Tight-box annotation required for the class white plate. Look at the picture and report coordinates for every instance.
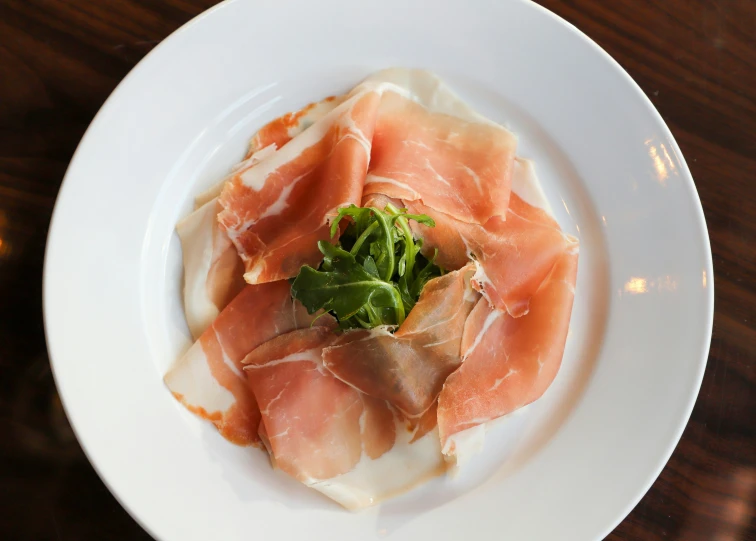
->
[43,0,714,539]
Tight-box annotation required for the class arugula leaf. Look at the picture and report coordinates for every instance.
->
[291,242,405,328]
[291,204,443,330]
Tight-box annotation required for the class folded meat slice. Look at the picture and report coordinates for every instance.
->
[358,68,516,225]
[164,281,335,445]
[219,68,517,285]
[245,96,345,159]
[218,90,380,284]
[243,327,446,509]
[363,91,516,225]
[322,264,479,422]
[437,245,578,460]
[177,198,247,339]
[180,99,337,338]
[406,159,575,317]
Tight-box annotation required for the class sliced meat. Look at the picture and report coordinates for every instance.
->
[219,68,517,284]
[245,95,345,158]
[405,159,575,317]
[322,264,479,421]
[177,197,246,339]
[179,97,333,338]
[364,90,516,225]
[243,326,446,509]
[218,90,380,284]
[244,327,373,480]
[164,281,335,445]
[437,245,578,457]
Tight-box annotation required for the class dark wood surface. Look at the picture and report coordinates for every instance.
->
[1,1,753,539]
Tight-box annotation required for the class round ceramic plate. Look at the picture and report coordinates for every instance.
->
[43,0,714,539]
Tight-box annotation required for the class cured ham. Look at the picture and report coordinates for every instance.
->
[164,281,334,445]
[218,68,517,285]
[322,264,479,422]
[243,327,445,509]
[438,245,578,459]
[177,198,247,339]
[166,67,580,509]
[244,96,345,160]
[179,100,338,338]
[363,91,516,224]
[359,153,580,462]
[403,159,574,317]
[218,91,379,284]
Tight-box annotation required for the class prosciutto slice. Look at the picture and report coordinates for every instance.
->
[178,99,339,338]
[219,68,517,285]
[244,96,345,159]
[362,90,516,225]
[167,68,580,504]
[164,281,334,445]
[405,159,574,317]
[177,198,247,339]
[218,91,379,284]
[322,264,479,423]
[438,245,578,458]
[243,327,445,509]
[364,155,579,460]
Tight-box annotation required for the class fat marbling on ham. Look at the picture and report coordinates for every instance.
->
[321,264,479,425]
[217,68,517,285]
[243,326,445,509]
[166,67,579,508]
[178,97,342,338]
[164,281,334,445]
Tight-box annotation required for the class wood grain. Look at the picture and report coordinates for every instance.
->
[0,1,753,539]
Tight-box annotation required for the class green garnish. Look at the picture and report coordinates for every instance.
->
[291,204,443,330]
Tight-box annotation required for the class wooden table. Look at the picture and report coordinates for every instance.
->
[1,1,753,539]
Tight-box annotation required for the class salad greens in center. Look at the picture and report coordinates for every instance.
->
[291,203,444,330]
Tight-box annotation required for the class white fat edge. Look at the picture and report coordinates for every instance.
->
[308,424,446,510]
[565,234,580,252]
[359,68,510,130]
[462,302,502,359]
[242,265,263,285]
[364,174,420,195]
[257,172,306,220]
[347,325,396,342]
[243,349,323,372]
[194,144,278,210]
[282,95,347,142]
[195,95,340,210]
[219,343,244,379]
[195,95,338,210]
[238,91,372,193]
[442,406,531,471]
[164,335,236,414]
[228,91,379,242]
[511,158,554,215]
[461,164,484,194]
[470,260,495,307]
[422,158,450,187]
[442,423,486,473]
[176,199,221,339]
[463,282,480,303]
[359,70,519,206]
[460,263,480,303]
[337,107,372,157]
[297,95,346,124]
